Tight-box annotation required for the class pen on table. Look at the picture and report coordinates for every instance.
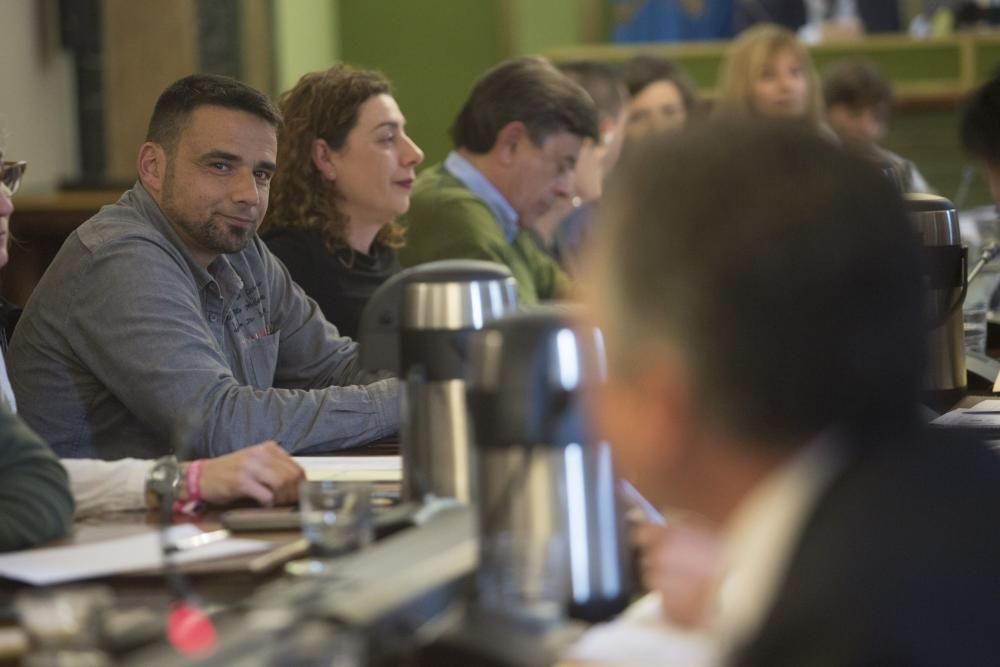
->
[619,480,667,526]
[249,538,311,574]
[165,528,231,554]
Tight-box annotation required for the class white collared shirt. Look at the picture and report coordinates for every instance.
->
[713,432,846,660]
[444,150,519,242]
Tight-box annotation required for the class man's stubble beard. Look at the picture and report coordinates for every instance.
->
[160,163,255,258]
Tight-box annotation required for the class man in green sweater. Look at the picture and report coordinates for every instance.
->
[399,57,599,305]
[0,407,74,552]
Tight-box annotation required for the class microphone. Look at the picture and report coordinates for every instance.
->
[154,421,218,658]
[968,240,1000,285]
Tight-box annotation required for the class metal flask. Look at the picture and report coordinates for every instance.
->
[357,260,519,503]
[466,308,631,623]
[905,194,967,411]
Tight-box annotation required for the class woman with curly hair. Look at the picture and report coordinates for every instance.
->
[715,24,826,131]
[263,65,424,338]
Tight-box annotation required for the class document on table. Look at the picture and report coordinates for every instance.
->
[294,455,401,482]
[932,402,1000,428]
[559,593,718,666]
[0,524,270,586]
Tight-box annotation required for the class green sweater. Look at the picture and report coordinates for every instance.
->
[399,164,571,306]
[0,408,74,551]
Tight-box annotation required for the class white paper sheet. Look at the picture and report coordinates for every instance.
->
[932,408,1000,428]
[0,524,270,586]
[560,593,718,666]
[965,399,1000,413]
[294,455,401,482]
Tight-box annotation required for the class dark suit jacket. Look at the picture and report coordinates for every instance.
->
[733,0,900,33]
[732,426,1000,666]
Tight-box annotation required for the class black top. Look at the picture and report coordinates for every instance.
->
[263,228,400,339]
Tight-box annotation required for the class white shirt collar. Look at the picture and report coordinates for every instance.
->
[444,150,519,242]
[712,430,846,657]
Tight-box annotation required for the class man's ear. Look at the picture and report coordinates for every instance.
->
[494,121,528,166]
[599,349,696,488]
[137,142,167,196]
[312,138,336,181]
[630,353,696,469]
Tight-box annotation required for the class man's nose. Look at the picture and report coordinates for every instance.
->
[0,189,14,219]
[860,111,883,142]
[553,170,575,199]
[231,168,261,206]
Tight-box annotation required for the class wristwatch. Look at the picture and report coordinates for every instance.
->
[146,455,183,503]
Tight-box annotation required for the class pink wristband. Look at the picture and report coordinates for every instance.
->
[173,460,205,517]
[185,460,203,504]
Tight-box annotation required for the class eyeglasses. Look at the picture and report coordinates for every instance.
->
[0,160,27,197]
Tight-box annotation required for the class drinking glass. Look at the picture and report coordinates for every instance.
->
[285,481,373,577]
[964,300,989,355]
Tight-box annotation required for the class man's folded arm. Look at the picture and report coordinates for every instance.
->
[65,240,397,457]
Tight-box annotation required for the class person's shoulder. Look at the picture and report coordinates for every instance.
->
[737,429,1000,665]
[410,163,482,207]
[262,227,327,264]
[262,226,322,249]
[407,166,495,228]
[76,188,172,249]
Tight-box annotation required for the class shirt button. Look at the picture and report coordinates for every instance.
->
[209,314,218,322]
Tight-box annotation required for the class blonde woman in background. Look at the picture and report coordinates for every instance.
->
[715,24,826,132]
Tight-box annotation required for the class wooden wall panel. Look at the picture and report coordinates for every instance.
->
[101,0,198,183]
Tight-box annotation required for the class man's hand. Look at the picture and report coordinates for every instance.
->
[198,441,304,506]
[633,520,724,628]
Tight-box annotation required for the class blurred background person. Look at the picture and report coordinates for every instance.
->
[263,65,423,339]
[0,156,73,552]
[962,69,1000,204]
[620,54,698,140]
[715,24,826,133]
[522,60,628,277]
[823,59,934,193]
[400,57,598,305]
[585,117,1000,665]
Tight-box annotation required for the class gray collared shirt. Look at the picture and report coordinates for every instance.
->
[8,183,398,460]
[444,150,519,243]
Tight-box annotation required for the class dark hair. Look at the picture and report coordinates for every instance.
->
[450,57,600,153]
[619,55,697,113]
[263,65,404,251]
[961,72,1000,164]
[146,73,282,152]
[557,60,627,121]
[823,59,893,113]
[600,118,925,443]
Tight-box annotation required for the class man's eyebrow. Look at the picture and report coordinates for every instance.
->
[199,150,275,173]
[372,121,401,132]
[199,150,242,163]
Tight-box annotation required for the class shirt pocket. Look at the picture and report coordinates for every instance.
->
[242,332,280,390]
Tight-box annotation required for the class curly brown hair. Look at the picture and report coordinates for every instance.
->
[263,65,404,253]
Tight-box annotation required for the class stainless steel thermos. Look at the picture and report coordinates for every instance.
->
[466,308,631,623]
[905,193,967,411]
[358,260,519,503]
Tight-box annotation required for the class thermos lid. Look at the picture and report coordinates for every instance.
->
[467,307,604,447]
[903,193,956,212]
[358,260,517,372]
[904,193,960,247]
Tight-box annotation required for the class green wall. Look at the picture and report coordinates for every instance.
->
[301,0,596,166]
[273,0,340,93]
[270,3,992,207]
[338,0,505,166]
